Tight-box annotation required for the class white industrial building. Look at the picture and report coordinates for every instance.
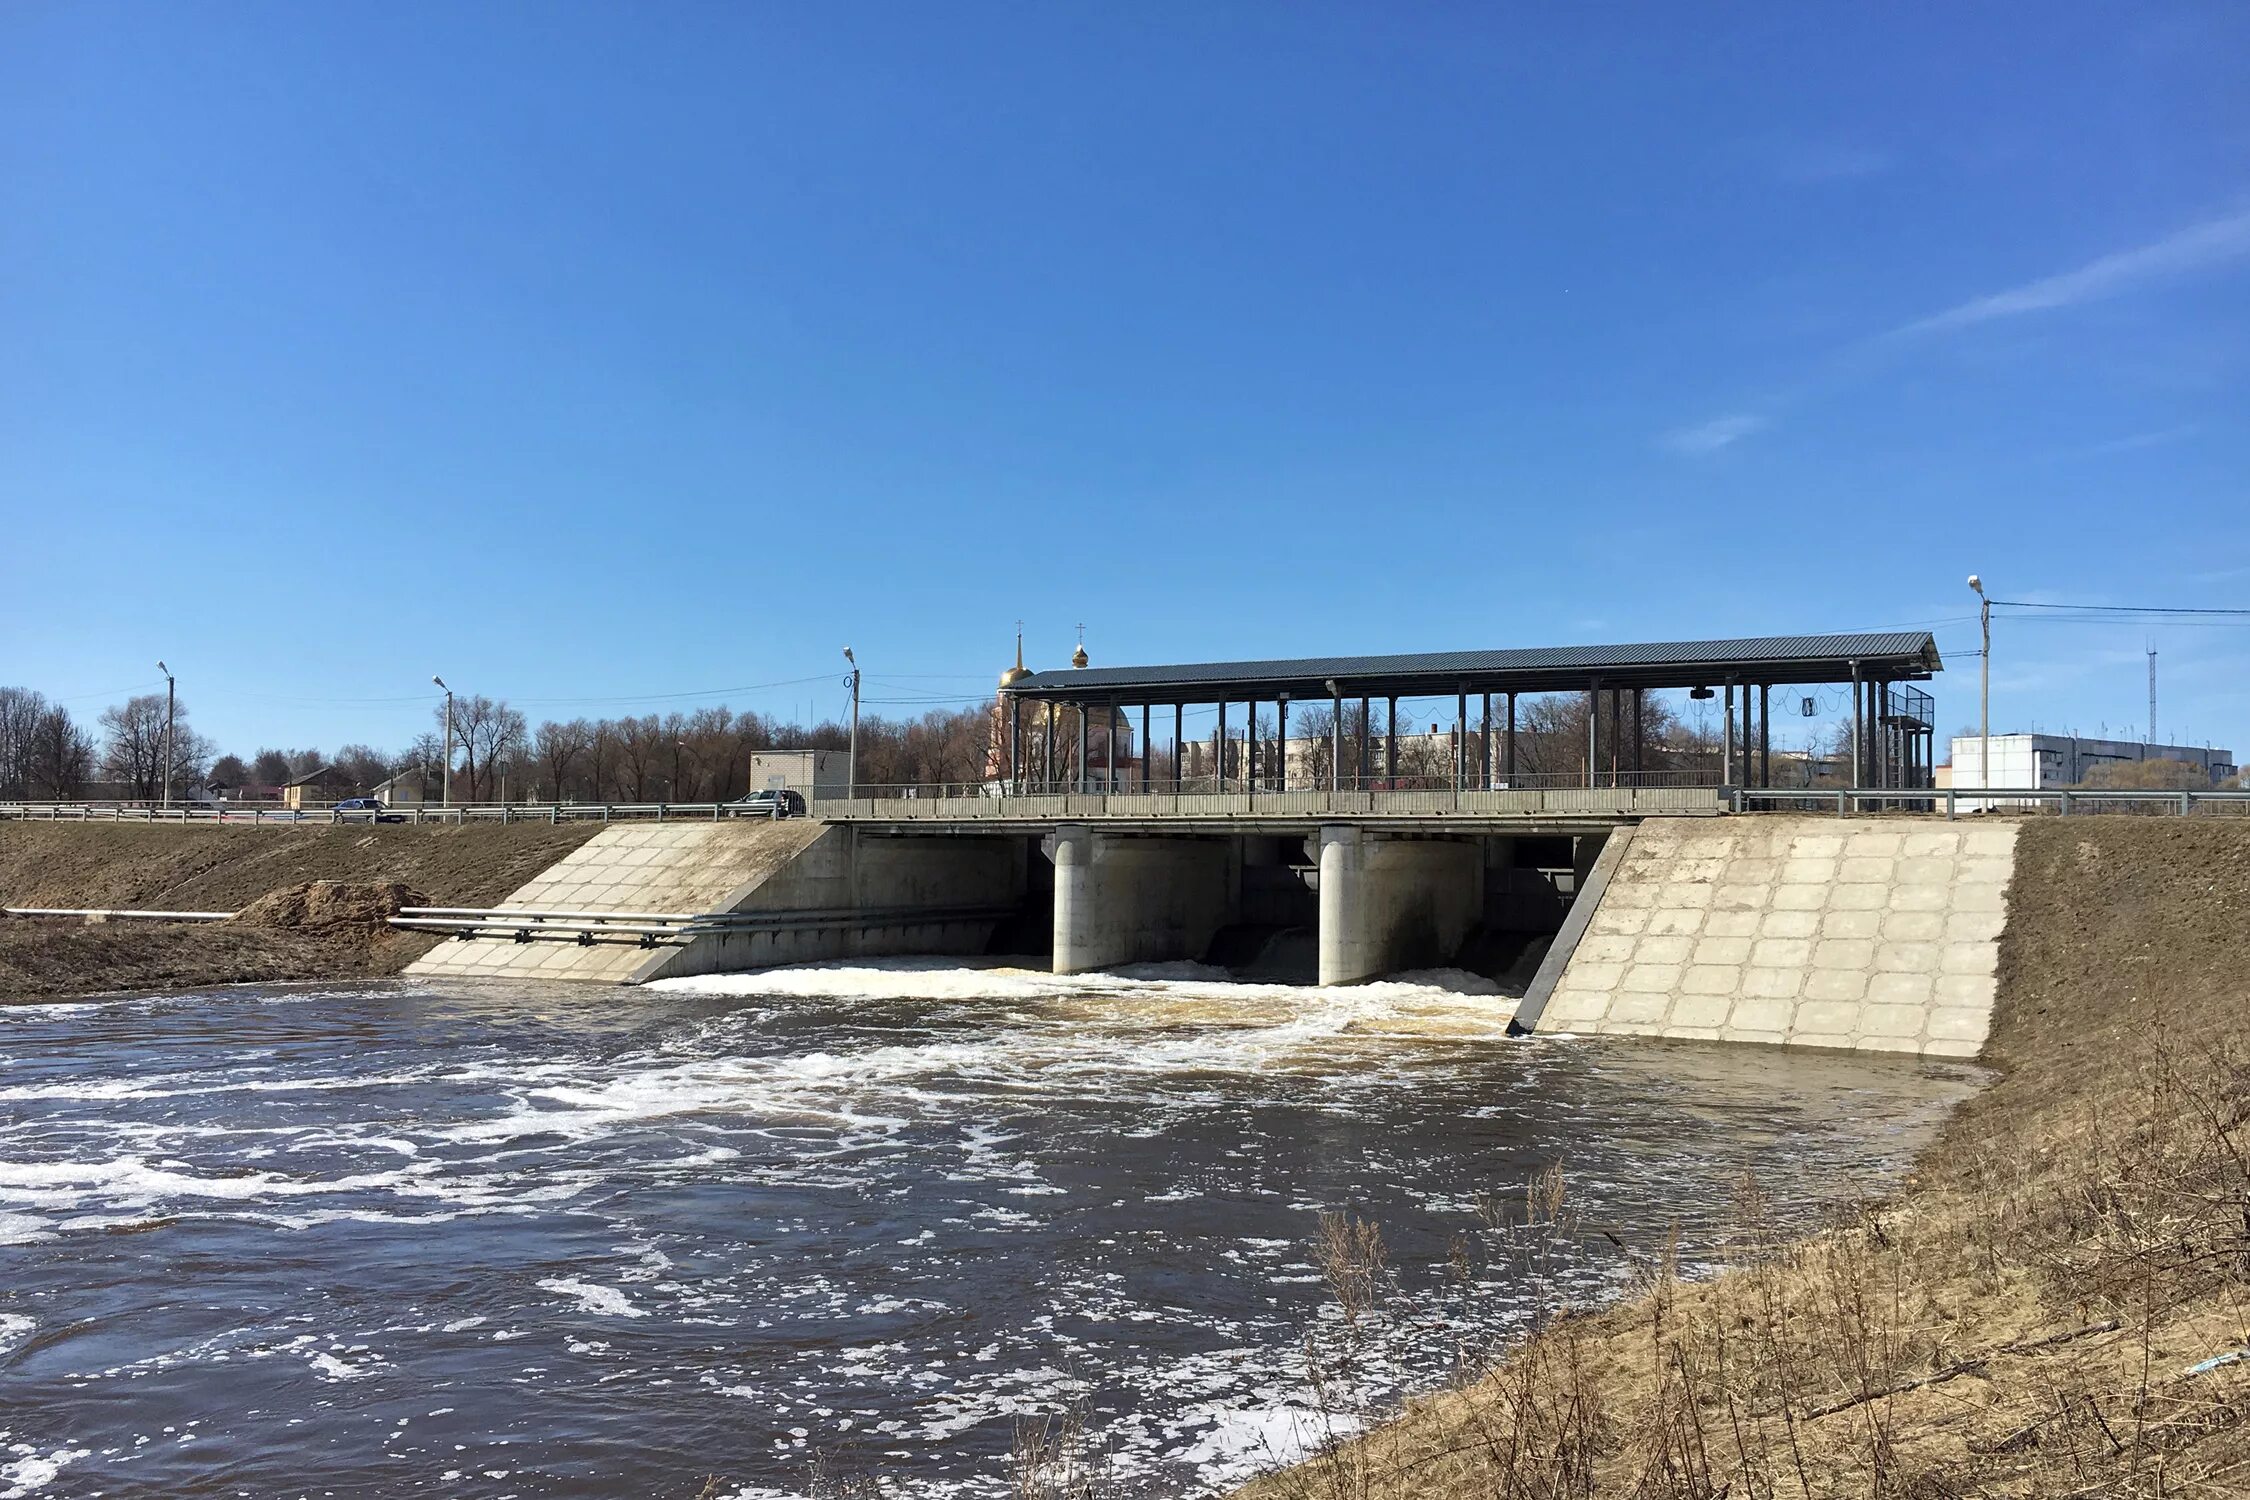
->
[1949,733,2237,798]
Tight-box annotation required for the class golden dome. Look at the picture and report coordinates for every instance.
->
[1071,642,1089,669]
[998,631,1031,688]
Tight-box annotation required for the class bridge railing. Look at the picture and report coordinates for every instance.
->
[1732,787,2250,818]
[812,784,1726,820]
[0,800,772,826]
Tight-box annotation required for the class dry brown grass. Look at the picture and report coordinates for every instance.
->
[1243,817,2250,1499]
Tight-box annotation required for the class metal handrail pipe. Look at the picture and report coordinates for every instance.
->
[397,906,704,924]
[389,917,689,938]
[5,906,237,921]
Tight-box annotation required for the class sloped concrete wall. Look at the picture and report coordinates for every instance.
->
[1537,816,2015,1056]
[406,821,826,983]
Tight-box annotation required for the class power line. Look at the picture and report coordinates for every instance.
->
[1992,599,2250,617]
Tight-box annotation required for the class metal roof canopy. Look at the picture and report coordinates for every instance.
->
[1006,632,1942,704]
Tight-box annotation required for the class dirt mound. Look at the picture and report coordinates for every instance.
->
[231,880,426,929]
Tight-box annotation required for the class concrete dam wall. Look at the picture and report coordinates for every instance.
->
[1523,816,2015,1057]
[404,812,2014,1062]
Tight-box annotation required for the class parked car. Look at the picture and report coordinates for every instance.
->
[333,795,405,824]
[727,788,805,819]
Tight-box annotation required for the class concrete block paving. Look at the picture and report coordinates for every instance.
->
[1543,815,2018,1057]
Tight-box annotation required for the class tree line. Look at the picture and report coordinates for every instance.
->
[0,683,1002,803]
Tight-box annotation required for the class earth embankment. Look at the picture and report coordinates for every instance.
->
[0,821,601,1000]
[1246,814,2250,1498]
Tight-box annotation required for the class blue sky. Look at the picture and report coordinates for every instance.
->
[4,4,2246,760]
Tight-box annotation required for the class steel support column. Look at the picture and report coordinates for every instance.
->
[1723,682,1735,785]
[1331,681,1345,793]
[1385,696,1398,784]
[1504,692,1517,787]
[1480,692,1492,792]
[1849,664,1863,787]
[1010,697,1023,793]
[1173,704,1183,792]
[1276,697,1289,793]
[1586,682,1599,789]
[1357,697,1370,787]
[1140,704,1151,791]
[1455,688,1468,791]
[1759,684,1771,788]
[1216,700,1228,791]
[1076,705,1089,790]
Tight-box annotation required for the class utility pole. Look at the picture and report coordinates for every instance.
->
[842,647,860,796]
[2147,646,2157,746]
[1968,575,1989,797]
[157,661,175,808]
[433,675,454,807]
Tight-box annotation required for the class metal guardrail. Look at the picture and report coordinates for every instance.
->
[388,903,1016,947]
[4,906,237,921]
[1731,787,2250,818]
[0,801,788,826]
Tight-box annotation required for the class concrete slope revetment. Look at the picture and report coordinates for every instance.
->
[406,821,828,984]
[1528,815,2016,1056]
[404,820,1029,985]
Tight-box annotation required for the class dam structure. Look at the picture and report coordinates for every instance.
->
[404,630,1995,1055]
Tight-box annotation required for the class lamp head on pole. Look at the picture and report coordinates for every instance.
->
[842,647,855,666]
[1967,574,1984,596]
[432,674,448,691]
[157,660,169,678]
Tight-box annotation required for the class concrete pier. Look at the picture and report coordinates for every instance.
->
[1315,826,1482,985]
[1047,825,1233,973]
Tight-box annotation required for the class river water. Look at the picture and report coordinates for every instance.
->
[0,961,1981,1498]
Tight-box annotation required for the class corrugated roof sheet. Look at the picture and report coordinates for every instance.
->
[1009,632,1941,695]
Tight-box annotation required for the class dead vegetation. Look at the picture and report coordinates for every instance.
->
[1241,816,2250,1498]
[0,822,598,999]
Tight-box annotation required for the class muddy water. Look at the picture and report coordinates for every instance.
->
[0,962,1981,1497]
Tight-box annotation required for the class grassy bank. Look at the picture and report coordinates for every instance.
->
[1242,816,2250,1498]
[0,821,600,999]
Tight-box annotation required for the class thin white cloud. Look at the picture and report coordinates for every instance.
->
[1889,208,2250,339]
[1659,206,2250,455]
[2060,424,2199,459]
[1662,413,1768,454]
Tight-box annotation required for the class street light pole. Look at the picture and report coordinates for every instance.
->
[1968,575,1989,800]
[842,648,860,796]
[157,661,175,809]
[433,675,454,808]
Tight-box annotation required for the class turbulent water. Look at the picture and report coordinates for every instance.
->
[0,961,1982,1498]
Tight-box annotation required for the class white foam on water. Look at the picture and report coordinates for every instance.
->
[0,1156,428,1212]
[536,1278,649,1319]
[0,1315,32,1359]
[0,1447,90,1500]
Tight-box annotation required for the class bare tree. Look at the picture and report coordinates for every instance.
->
[435,695,527,801]
[27,705,94,797]
[97,693,207,798]
[250,749,295,790]
[535,719,593,801]
[0,687,48,799]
